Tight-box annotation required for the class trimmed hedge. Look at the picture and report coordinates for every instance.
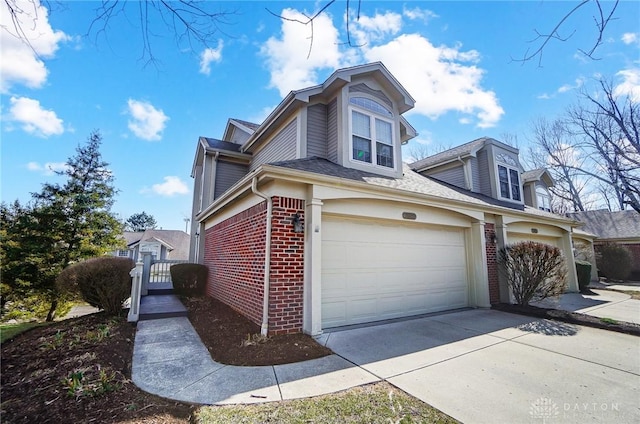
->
[575,260,592,292]
[170,263,208,296]
[57,257,134,315]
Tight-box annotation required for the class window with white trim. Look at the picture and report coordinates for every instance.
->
[497,164,521,201]
[536,186,551,212]
[117,249,130,257]
[350,97,395,169]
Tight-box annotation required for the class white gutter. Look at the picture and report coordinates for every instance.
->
[251,177,272,336]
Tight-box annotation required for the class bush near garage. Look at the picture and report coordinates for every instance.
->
[499,241,567,306]
[595,242,631,282]
[170,263,208,296]
[57,257,134,315]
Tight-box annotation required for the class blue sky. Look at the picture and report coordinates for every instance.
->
[1,1,639,231]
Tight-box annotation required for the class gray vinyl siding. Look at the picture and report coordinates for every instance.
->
[476,149,492,197]
[327,99,338,163]
[307,104,328,158]
[470,157,480,193]
[430,165,466,188]
[214,161,249,199]
[230,127,251,145]
[523,183,533,207]
[349,83,393,109]
[250,118,297,171]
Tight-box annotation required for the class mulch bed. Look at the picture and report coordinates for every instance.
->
[1,296,332,423]
[182,296,333,366]
[492,302,640,336]
[1,313,194,424]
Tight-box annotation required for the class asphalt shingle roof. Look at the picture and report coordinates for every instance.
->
[567,210,640,240]
[200,137,243,153]
[269,157,568,221]
[409,137,488,170]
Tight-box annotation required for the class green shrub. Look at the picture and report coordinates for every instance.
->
[595,242,631,282]
[170,263,208,296]
[57,257,134,315]
[575,260,592,292]
[499,241,567,306]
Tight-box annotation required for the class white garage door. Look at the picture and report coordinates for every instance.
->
[322,216,469,328]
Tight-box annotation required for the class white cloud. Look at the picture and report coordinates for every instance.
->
[364,33,504,128]
[260,10,503,128]
[127,99,169,141]
[8,96,64,137]
[621,32,638,45]
[557,77,585,93]
[403,7,438,23]
[26,161,68,175]
[199,39,224,75]
[0,0,69,92]
[614,68,640,102]
[351,11,402,45]
[142,176,189,197]
[260,8,345,97]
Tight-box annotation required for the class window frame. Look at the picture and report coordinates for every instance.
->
[348,96,396,170]
[116,249,130,257]
[536,186,551,212]
[496,163,522,202]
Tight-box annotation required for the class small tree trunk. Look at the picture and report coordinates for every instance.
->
[46,299,58,322]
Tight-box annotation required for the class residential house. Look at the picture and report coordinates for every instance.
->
[114,229,190,263]
[568,210,640,279]
[189,62,580,336]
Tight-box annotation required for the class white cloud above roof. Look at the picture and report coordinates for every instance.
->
[261,8,504,128]
[8,96,64,137]
[126,99,169,141]
[199,39,224,75]
[260,8,346,97]
[0,0,69,93]
[621,32,638,45]
[364,33,503,128]
[142,176,189,197]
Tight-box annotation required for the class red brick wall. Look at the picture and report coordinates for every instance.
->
[204,202,267,326]
[485,223,500,304]
[203,197,305,335]
[625,244,640,276]
[269,197,305,334]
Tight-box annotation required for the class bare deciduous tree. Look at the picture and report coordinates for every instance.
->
[513,0,620,66]
[3,0,236,65]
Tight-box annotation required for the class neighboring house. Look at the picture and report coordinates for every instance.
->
[189,62,581,336]
[113,229,190,263]
[568,210,640,278]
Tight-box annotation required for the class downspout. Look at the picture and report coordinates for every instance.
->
[251,177,272,336]
[457,155,471,191]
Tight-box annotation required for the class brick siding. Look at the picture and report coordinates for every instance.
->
[203,197,305,335]
[485,223,500,304]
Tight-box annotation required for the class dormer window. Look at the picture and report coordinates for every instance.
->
[495,153,521,202]
[536,186,551,212]
[350,97,395,169]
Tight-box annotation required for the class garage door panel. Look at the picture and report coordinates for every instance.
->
[322,217,469,328]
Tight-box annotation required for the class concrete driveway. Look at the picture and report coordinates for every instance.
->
[317,309,640,423]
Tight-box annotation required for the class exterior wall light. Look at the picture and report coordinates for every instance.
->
[292,213,304,233]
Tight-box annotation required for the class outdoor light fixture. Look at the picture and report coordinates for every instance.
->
[292,213,304,233]
[490,233,497,244]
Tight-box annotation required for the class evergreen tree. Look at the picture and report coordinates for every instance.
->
[1,131,123,321]
[125,211,157,232]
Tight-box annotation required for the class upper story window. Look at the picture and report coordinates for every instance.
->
[497,164,521,201]
[536,186,551,212]
[350,97,395,169]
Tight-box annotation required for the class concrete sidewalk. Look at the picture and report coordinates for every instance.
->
[533,289,640,324]
[131,291,640,422]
